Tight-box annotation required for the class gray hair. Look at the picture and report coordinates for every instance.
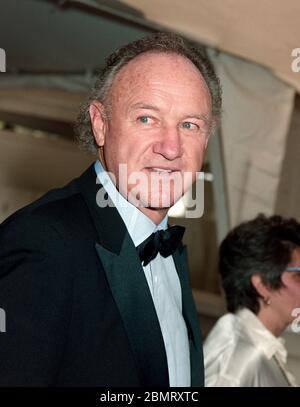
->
[74,31,222,154]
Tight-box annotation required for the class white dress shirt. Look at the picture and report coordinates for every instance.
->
[204,308,298,387]
[94,160,191,386]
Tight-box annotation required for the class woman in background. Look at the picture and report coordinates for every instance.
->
[204,214,300,387]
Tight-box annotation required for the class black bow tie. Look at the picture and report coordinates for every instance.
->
[136,225,185,267]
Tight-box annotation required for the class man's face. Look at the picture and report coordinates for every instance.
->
[91,52,212,223]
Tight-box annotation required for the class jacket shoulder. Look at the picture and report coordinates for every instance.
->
[1,172,94,236]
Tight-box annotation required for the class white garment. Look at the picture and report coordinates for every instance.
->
[208,49,295,226]
[204,308,298,387]
[94,160,191,387]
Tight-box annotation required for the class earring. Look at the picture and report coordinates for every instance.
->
[264,297,271,305]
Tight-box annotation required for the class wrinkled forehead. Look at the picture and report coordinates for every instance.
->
[110,51,211,103]
[106,52,213,120]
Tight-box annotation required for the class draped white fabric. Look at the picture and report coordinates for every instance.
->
[209,50,295,226]
[122,0,300,92]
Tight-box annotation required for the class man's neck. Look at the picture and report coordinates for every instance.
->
[138,206,169,225]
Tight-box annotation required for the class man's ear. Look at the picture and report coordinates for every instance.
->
[89,101,107,147]
[251,274,272,300]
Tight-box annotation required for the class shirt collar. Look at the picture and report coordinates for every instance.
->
[236,308,288,364]
[94,160,168,247]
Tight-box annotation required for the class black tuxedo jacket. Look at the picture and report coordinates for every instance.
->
[0,165,204,386]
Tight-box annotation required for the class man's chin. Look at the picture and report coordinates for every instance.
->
[130,194,178,210]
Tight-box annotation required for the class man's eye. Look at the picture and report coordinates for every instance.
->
[138,116,151,124]
[181,122,199,130]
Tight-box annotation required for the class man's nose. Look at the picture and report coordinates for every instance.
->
[153,126,183,160]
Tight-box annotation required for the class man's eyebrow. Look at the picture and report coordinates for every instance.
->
[130,102,161,112]
[129,103,211,123]
[185,114,210,123]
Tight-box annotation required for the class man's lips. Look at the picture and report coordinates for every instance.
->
[144,166,181,173]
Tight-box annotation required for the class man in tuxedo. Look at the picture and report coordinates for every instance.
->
[0,32,221,386]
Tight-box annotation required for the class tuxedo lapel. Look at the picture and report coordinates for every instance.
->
[95,236,169,386]
[173,245,204,387]
[76,165,169,386]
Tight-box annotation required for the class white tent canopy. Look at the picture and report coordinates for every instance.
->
[122,0,300,92]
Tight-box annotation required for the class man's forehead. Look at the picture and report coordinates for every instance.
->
[114,51,205,85]
[110,51,210,101]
